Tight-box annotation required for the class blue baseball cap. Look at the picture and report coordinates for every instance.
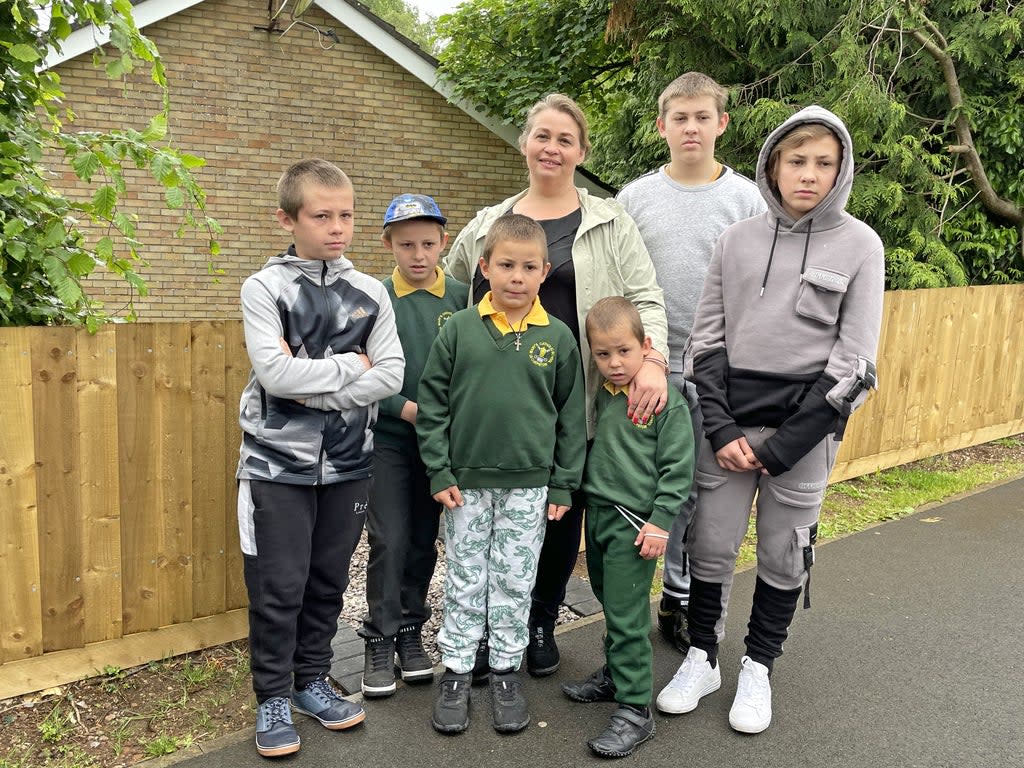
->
[383,194,447,228]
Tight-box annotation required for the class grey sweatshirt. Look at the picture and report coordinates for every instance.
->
[687,106,885,475]
[237,247,404,485]
[617,165,765,372]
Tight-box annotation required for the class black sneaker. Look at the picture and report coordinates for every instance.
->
[396,625,434,683]
[361,636,397,698]
[587,705,656,758]
[526,624,559,677]
[432,669,472,734]
[489,669,529,733]
[562,665,616,703]
[471,635,490,685]
[657,596,691,654]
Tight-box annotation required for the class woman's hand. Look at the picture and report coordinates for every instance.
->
[627,358,669,424]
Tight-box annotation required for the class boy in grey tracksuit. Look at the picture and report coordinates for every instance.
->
[655,106,884,734]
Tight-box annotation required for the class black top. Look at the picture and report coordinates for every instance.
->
[471,208,582,345]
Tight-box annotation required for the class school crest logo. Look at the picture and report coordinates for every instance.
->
[437,311,454,329]
[633,414,652,430]
[528,341,556,368]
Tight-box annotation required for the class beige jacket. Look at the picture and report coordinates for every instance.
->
[445,187,667,436]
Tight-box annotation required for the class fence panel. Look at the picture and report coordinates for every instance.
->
[1,284,1023,696]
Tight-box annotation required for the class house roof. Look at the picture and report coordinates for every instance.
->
[44,0,615,195]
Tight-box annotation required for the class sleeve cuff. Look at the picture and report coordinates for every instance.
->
[753,442,789,477]
[546,487,572,508]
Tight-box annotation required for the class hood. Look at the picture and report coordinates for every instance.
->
[756,105,854,231]
[263,244,354,281]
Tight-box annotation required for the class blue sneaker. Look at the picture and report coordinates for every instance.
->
[255,696,300,757]
[292,675,366,730]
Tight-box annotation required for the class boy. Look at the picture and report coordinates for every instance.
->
[616,71,766,651]
[416,213,586,735]
[657,106,883,734]
[360,194,469,698]
[561,297,694,758]
[236,159,404,757]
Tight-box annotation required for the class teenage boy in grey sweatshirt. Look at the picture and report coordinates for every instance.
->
[617,72,765,650]
[655,106,883,735]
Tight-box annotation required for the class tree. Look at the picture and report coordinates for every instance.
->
[364,0,440,54]
[437,0,1024,288]
[0,0,218,329]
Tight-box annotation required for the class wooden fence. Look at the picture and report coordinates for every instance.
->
[1,284,1022,698]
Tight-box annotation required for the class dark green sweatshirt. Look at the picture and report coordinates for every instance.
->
[416,301,586,507]
[583,383,695,531]
[375,268,469,448]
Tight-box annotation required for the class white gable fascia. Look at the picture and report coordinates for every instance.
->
[42,0,205,70]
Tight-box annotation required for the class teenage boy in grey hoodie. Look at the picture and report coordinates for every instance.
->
[655,106,884,734]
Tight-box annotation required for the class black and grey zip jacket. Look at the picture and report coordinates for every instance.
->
[686,106,884,476]
[236,246,404,485]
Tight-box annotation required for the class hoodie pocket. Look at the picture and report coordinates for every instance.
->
[796,267,849,325]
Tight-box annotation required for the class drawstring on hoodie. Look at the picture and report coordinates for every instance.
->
[759,218,814,297]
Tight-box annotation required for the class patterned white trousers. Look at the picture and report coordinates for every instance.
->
[438,487,547,673]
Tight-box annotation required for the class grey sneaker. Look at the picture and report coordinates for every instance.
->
[361,636,397,698]
[432,669,472,734]
[490,669,529,733]
[255,696,300,757]
[396,625,434,683]
[292,676,366,730]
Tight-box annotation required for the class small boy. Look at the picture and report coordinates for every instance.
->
[561,296,694,758]
[236,159,404,757]
[416,213,586,735]
[359,194,468,697]
[616,72,766,650]
[657,106,883,734]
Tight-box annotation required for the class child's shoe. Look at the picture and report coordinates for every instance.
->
[255,696,300,757]
[471,635,490,685]
[656,645,721,714]
[728,656,772,733]
[587,704,655,758]
[489,669,529,733]
[292,675,366,730]
[526,623,559,677]
[396,625,434,683]
[561,665,616,703]
[432,669,472,734]
[361,636,398,698]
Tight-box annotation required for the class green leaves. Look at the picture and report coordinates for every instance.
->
[1,0,219,328]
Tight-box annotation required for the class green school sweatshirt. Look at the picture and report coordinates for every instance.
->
[416,301,586,507]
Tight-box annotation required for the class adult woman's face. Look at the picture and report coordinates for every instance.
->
[521,108,586,185]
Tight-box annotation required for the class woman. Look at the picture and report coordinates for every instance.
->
[444,93,670,677]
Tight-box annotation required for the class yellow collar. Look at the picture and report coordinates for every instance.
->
[603,381,630,396]
[392,266,446,298]
[477,292,549,334]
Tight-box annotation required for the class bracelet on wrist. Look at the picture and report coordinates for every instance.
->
[642,355,669,372]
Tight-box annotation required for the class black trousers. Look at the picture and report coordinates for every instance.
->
[361,441,441,639]
[529,486,586,627]
[243,478,368,702]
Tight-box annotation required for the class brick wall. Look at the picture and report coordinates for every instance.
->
[52,0,528,320]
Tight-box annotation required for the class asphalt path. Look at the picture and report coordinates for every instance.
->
[168,476,1024,768]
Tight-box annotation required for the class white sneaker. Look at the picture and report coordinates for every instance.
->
[656,646,721,714]
[728,656,772,733]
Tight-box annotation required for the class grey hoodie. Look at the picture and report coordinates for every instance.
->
[236,247,404,485]
[687,106,885,475]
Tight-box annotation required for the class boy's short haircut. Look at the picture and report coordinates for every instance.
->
[765,122,841,187]
[585,296,645,344]
[518,93,592,158]
[482,213,548,264]
[658,72,728,118]
[277,158,352,219]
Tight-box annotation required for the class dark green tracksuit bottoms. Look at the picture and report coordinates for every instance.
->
[585,503,659,707]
